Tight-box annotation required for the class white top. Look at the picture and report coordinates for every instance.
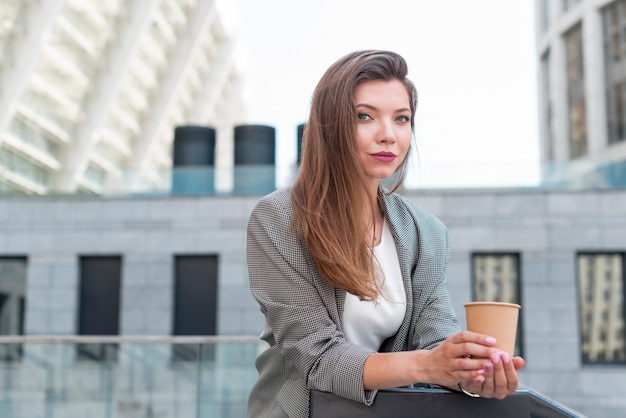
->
[342,219,407,351]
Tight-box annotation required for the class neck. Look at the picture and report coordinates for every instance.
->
[369,203,384,246]
[367,180,380,199]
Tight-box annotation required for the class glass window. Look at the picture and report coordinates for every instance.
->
[577,253,626,364]
[0,257,27,361]
[0,148,48,188]
[541,50,554,160]
[172,255,218,362]
[565,25,588,157]
[563,0,581,11]
[540,0,551,33]
[77,256,122,362]
[603,1,626,144]
[471,253,523,357]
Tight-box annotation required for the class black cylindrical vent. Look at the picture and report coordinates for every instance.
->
[234,125,275,165]
[173,125,216,167]
[171,125,216,195]
[297,123,305,165]
[233,124,276,194]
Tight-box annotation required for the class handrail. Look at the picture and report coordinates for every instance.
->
[0,335,262,344]
[310,387,586,418]
[0,334,261,418]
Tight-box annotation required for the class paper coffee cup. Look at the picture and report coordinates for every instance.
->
[464,302,521,356]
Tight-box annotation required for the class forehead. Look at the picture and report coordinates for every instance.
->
[353,79,410,107]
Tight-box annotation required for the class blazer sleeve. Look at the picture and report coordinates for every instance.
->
[247,190,377,405]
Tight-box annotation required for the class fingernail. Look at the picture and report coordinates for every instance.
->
[485,337,497,345]
[501,352,510,364]
[491,353,500,364]
[485,363,493,372]
[476,369,484,375]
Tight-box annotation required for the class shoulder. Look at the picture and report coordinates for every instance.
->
[382,191,446,234]
[249,188,293,221]
[247,188,296,243]
[381,190,449,261]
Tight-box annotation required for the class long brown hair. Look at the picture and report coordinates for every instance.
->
[291,50,417,301]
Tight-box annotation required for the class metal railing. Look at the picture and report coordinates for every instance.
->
[310,386,587,418]
[2,159,626,197]
[0,335,265,418]
[0,336,589,418]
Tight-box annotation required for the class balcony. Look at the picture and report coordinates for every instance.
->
[0,157,624,197]
[0,336,586,418]
[0,336,262,418]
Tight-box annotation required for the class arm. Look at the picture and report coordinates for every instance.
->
[247,192,376,404]
[363,332,502,390]
[362,223,495,390]
[366,196,525,395]
[406,211,526,398]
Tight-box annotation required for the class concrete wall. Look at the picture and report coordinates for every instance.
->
[0,195,261,337]
[1,188,625,417]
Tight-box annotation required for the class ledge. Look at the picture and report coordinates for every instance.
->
[310,386,585,418]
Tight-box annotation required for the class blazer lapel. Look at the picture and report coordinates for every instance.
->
[379,189,417,351]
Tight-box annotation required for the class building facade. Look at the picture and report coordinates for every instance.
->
[537,0,621,163]
[1,1,625,416]
[0,0,244,195]
[536,0,626,187]
[1,188,625,417]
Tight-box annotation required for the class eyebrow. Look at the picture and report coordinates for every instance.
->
[355,103,411,113]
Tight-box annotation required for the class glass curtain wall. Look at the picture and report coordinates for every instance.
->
[603,1,626,145]
[565,24,588,158]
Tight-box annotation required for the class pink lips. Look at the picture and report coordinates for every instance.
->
[370,152,397,162]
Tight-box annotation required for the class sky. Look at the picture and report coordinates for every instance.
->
[218,0,540,188]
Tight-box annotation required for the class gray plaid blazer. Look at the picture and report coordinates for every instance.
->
[246,187,460,418]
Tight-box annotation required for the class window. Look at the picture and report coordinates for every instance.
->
[563,0,581,11]
[565,24,588,158]
[471,253,523,357]
[0,257,27,361]
[603,1,626,144]
[577,252,626,364]
[172,255,218,361]
[541,50,555,160]
[540,0,551,33]
[77,256,122,362]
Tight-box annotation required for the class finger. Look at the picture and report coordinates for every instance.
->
[503,356,520,393]
[512,356,525,370]
[462,376,485,395]
[457,354,490,370]
[451,331,498,347]
[479,360,495,395]
[456,368,486,383]
[492,352,510,399]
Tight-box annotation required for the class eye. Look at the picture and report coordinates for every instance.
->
[396,115,410,122]
[357,113,371,121]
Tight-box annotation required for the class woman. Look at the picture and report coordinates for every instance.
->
[246,50,525,418]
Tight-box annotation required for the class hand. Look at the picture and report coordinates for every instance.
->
[423,331,503,388]
[460,352,526,399]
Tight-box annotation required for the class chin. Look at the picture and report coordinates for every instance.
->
[368,171,396,180]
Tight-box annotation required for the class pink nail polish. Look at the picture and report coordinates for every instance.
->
[485,337,497,345]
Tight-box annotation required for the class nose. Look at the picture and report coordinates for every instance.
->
[378,119,396,143]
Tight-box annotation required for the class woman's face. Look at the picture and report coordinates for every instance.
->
[353,79,412,190]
